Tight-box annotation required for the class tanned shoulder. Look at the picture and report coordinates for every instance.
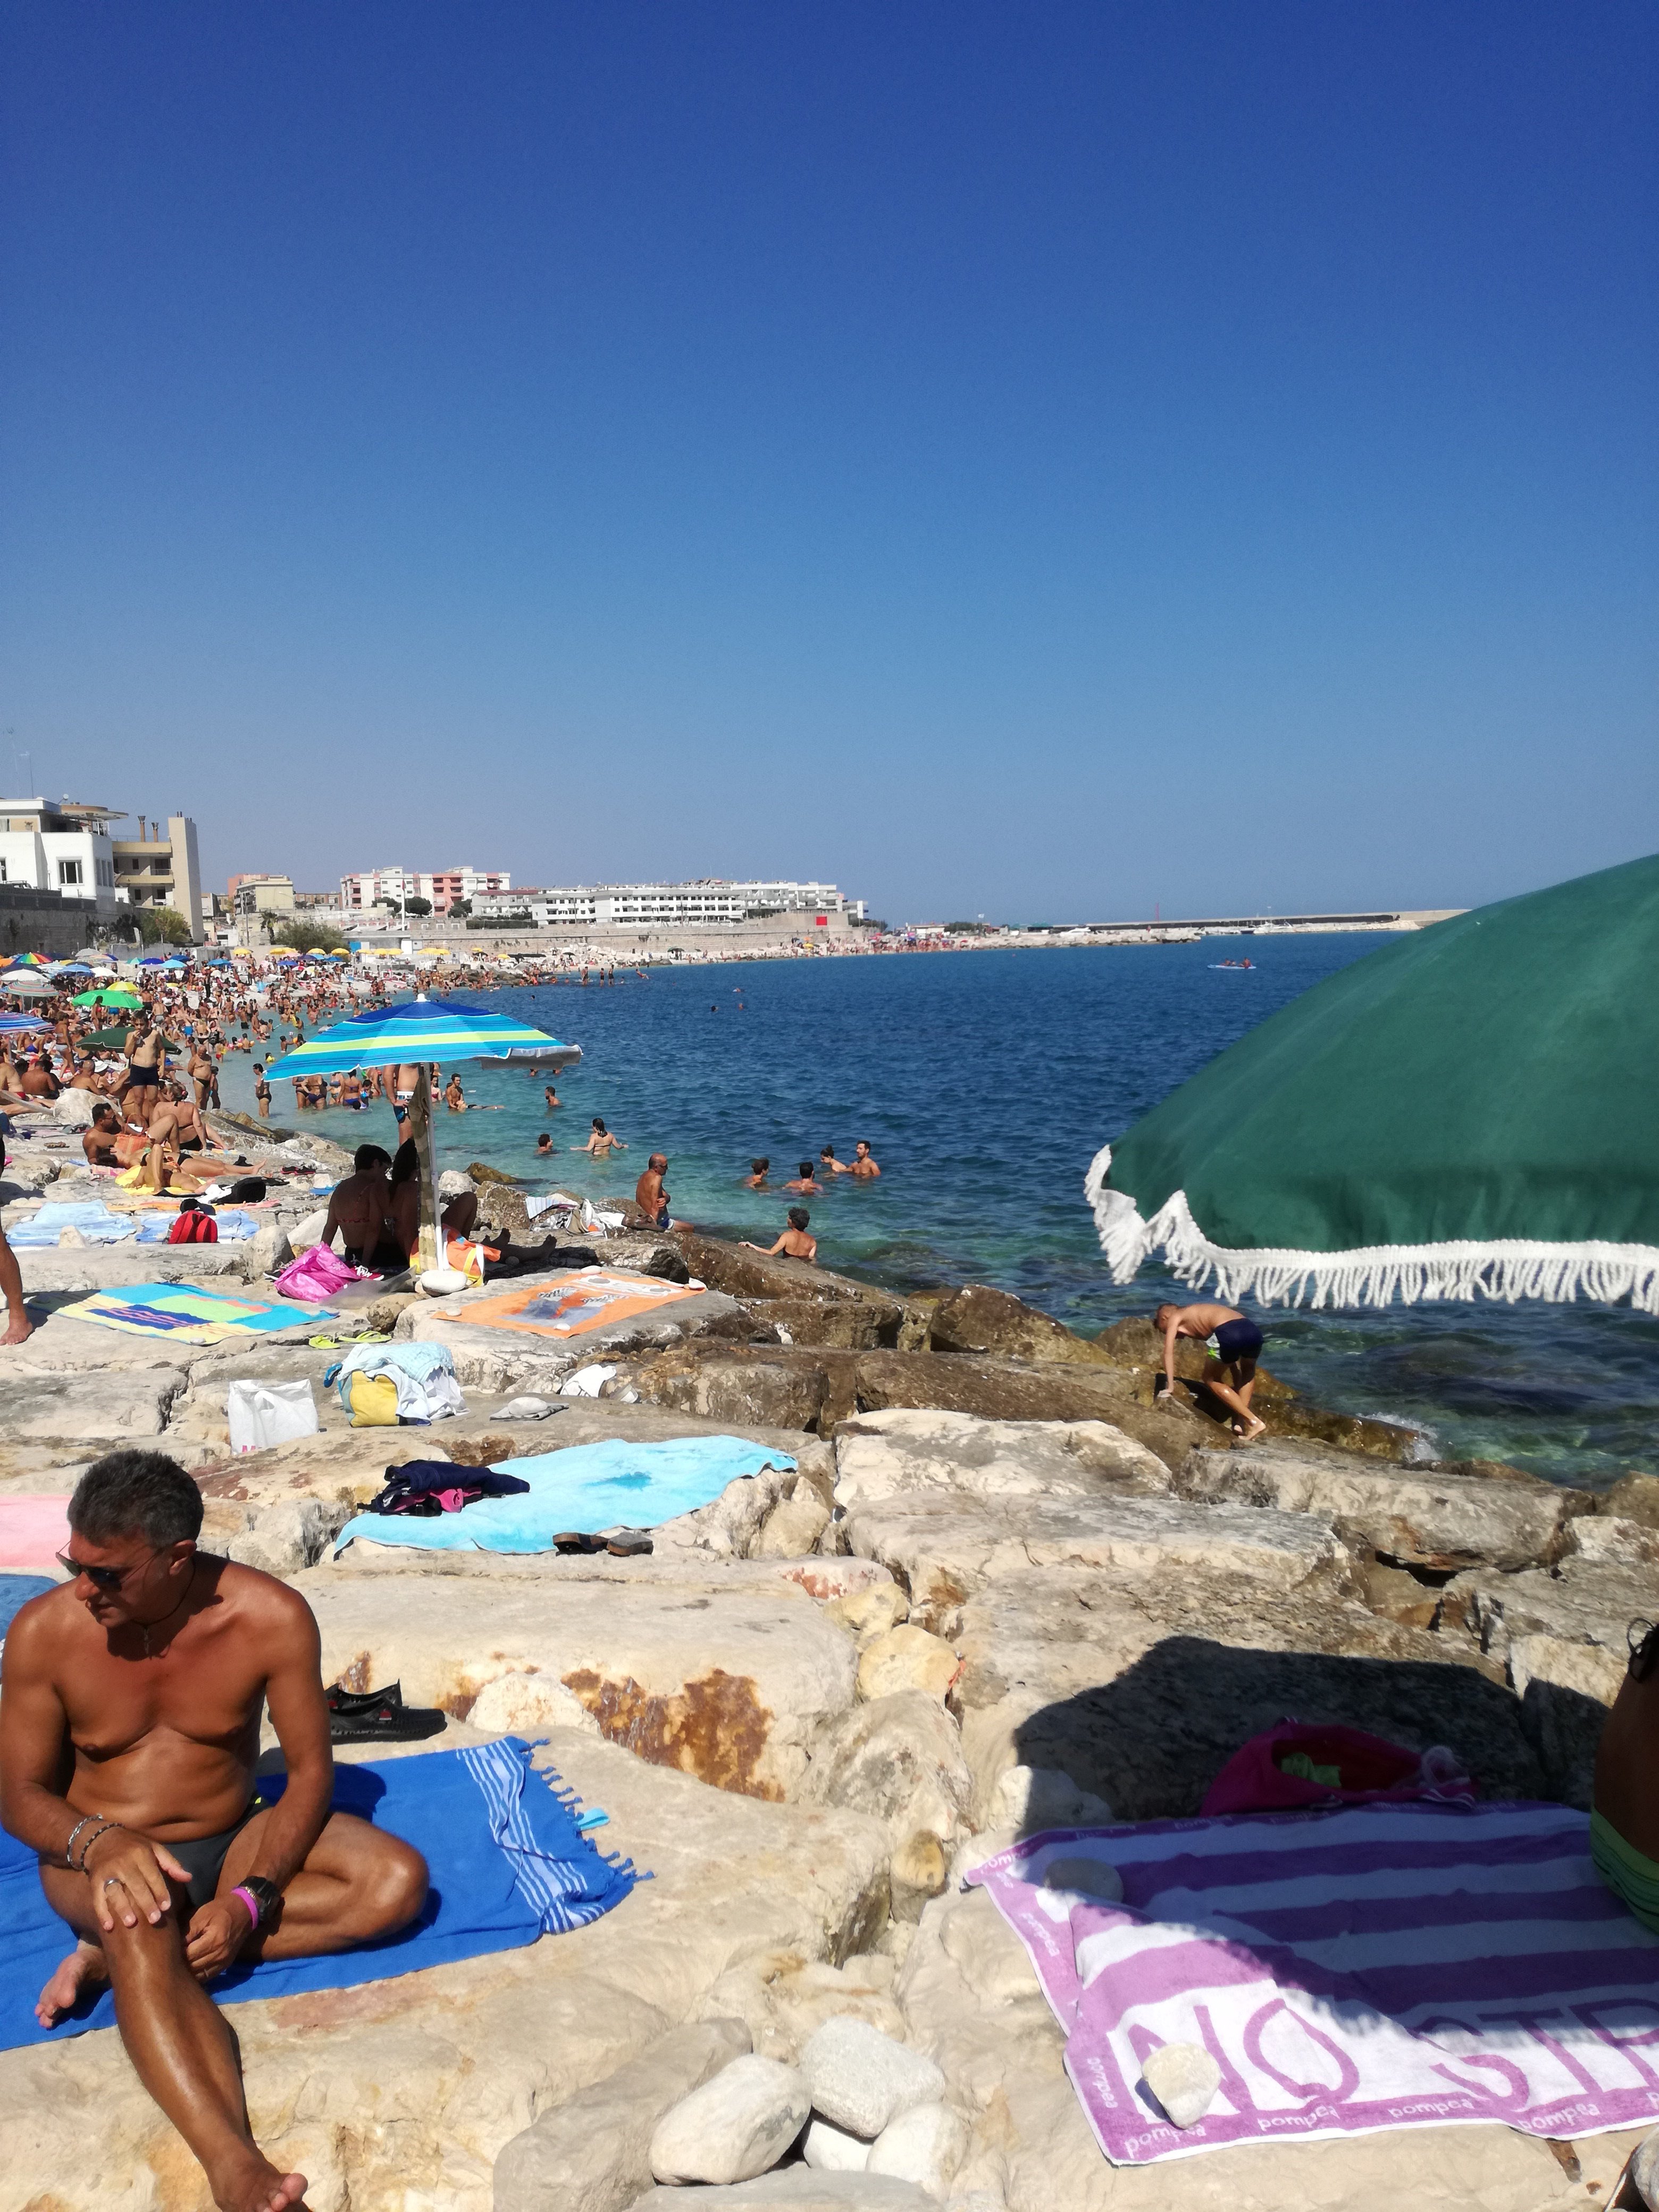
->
[0,1584,86,1676]
[208,1558,322,1639]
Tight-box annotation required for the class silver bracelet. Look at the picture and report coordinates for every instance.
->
[71,1819,120,1872]
[62,1814,99,1866]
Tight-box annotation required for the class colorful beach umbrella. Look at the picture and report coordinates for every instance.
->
[71,986,143,1009]
[1087,851,1659,1314]
[0,972,56,998]
[1,953,50,969]
[0,1011,53,1033]
[265,998,581,1268]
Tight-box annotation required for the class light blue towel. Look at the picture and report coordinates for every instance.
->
[6,1202,138,1247]
[336,1436,796,1554]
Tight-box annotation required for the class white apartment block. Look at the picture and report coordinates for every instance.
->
[341,866,510,916]
[467,878,865,928]
[0,798,208,935]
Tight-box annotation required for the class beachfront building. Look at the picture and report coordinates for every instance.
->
[230,874,296,922]
[0,797,121,917]
[0,797,207,939]
[341,866,511,917]
[466,878,865,927]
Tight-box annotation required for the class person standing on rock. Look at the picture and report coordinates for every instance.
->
[1153,1301,1267,1441]
[0,1449,428,2212]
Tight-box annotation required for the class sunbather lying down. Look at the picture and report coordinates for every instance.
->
[1594,1623,1659,1933]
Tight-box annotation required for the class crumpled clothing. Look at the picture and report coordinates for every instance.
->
[325,1340,466,1423]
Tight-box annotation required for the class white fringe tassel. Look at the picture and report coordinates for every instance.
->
[1084,1143,1659,1314]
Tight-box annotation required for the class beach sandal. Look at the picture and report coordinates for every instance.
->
[552,1530,608,1555]
[325,1679,447,1743]
[605,1530,653,1557]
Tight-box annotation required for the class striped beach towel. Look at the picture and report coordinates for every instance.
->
[967,1802,1659,2164]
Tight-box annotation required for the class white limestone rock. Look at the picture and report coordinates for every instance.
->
[987,1764,1112,1835]
[648,2053,811,2184]
[629,2176,933,2208]
[857,1627,960,1703]
[227,1496,351,1576]
[1630,2124,1659,2210]
[493,2016,752,2210]
[868,2102,969,2198]
[834,1408,1169,1510]
[802,2115,873,2171]
[824,1582,911,1647]
[756,1486,833,1559]
[801,2017,946,2139]
[1141,2040,1221,2128]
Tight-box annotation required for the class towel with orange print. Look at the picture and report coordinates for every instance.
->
[457,1270,705,1338]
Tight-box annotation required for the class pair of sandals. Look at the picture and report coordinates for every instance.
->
[554,1528,653,1557]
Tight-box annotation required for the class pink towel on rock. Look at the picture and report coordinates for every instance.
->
[0,1497,71,1574]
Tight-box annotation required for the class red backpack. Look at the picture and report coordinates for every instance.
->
[167,1209,218,1244]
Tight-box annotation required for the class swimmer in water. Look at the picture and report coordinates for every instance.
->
[742,1206,816,1264]
[742,1158,771,1188]
[783,1162,822,1194]
[573,1118,626,1159]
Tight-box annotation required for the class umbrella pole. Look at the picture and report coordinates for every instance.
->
[406,1065,441,1272]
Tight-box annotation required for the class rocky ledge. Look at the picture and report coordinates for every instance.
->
[1,1202,1651,2211]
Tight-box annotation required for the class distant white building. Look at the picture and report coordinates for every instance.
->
[0,798,211,939]
[468,878,862,928]
[341,866,510,917]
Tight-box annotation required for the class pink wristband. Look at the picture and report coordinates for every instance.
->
[231,1884,262,1930]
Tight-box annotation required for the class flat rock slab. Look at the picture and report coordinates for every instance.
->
[628,2177,932,2209]
[833,1408,1171,1505]
[13,1235,290,1291]
[1176,1441,1588,1571]
[1,1731,890,2212]
[844,1490,1360,1637]
[1446,1557,1655,1658]
[5,1365,188,1446]
[950,1570,1541,1822]
[303,1573,859,1799]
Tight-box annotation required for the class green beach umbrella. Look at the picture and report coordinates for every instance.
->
[1087,852,1659,1313]
[265,996,580,1269]
[72,986,143,1009]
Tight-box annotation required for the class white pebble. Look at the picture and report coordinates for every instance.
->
[648,2053,810,2184]
[801,2015,946,2138]
[1141,2040,1221,2130]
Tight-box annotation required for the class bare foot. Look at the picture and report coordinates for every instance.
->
[35,1939,107,2026]
[208,2144,310,2212]
[1234,1414,1267,1443]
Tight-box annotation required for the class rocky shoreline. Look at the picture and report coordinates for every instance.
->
[1,1095,1650,2209]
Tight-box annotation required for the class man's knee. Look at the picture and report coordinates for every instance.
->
[364,1838,428,1934]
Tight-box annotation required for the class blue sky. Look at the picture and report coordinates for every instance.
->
[2,3,1653,923]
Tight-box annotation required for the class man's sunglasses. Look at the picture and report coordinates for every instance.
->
[56,1552,137,1593]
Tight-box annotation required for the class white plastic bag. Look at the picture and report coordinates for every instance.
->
[227,1378,320,1455]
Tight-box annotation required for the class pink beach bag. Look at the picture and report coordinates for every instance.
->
[1201,1720,1474,1817]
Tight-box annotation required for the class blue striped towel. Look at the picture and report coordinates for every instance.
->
[0,1738,636,2051]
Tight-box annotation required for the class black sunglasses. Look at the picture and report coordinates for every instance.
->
[56,1552,137,1593]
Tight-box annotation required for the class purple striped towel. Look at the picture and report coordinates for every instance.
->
[966,1801,1659,2164]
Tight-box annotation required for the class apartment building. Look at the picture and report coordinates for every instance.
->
[467,878,865,928]
[0,798,205,937]
[341,866,511,916]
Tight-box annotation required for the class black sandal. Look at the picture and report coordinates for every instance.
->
[326,1679,447,1743]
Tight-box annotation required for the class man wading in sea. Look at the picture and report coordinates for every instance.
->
[0,1451,428,2212]
[1154,1300,1267,1440]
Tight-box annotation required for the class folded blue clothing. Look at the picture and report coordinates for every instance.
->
[336,1435,796,1554]
[0,1738,636,2052]
[7,1202,138,1247]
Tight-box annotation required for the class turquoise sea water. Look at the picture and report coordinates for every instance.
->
[218,940,1657,1487]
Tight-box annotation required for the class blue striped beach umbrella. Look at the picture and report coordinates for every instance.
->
[264,997,581,1269]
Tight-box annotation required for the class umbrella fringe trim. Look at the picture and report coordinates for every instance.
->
[1085,1144,1659,1314]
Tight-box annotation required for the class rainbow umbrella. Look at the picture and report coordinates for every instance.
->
[264,997,580,1268]
[0,953,51,969]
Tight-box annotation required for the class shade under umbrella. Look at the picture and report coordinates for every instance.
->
[264,997,581,1269]
[1087,851,1659,1314]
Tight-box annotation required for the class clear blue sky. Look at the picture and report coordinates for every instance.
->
[2,3,1653,923]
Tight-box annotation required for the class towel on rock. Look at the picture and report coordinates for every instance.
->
[6,1202,138,1246]
[0,1738,636,2052]
[0,1501,71,1576]
[336,1435,794,1553]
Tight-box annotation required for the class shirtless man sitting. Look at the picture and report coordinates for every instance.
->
[82,1101,125,1167]
[1153,1300,1267,1441]
[322,1144,405,1270]
[19,1052,61,1100]
[634,1153,671,1230]
[0,1450,428,2212]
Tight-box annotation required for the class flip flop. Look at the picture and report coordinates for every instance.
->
[605,1530,653,1557]
[552,1530,608,1555]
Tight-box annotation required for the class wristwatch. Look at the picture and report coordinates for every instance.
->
[234,1876,282,1929]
